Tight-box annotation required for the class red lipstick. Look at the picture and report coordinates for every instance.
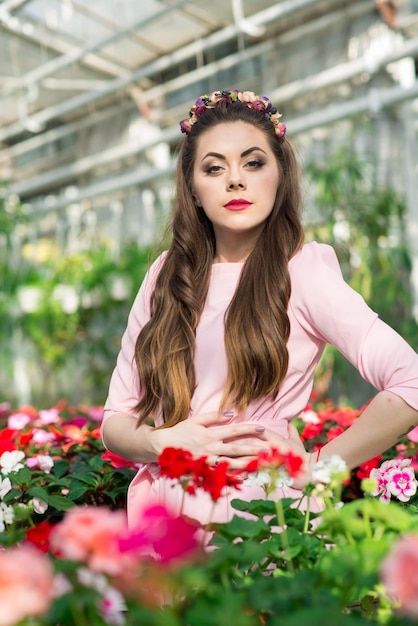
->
[224,199,252,211]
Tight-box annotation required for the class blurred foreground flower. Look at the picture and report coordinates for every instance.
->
[381,533,418,618]
[0,543,54,626]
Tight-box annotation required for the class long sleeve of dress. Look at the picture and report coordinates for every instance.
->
[102,253,166,424]
[289,242,418,410]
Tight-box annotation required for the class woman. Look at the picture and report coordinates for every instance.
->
[101,89,418,527]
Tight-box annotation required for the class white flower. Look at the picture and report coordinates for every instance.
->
[37,455,54,473]
[0,450,25,474]
[77,568,127,626]
[299,408,320,424]
[78,567,108,592]
[243,467,294,490]
[0,476,12,499]
[243,470,271,488]
[99,587,127,626]
[33,497,48,514]
[0,502,14,529]
[311,454,348,484]
[52,573,73,598]
[273,467,294,489]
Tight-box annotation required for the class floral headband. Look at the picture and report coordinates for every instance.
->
[179,89,286,138]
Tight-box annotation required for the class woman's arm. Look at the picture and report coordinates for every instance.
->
[315,391,418,469]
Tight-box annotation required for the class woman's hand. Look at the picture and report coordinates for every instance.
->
[149,412,270,470]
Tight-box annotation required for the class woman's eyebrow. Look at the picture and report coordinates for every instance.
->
[241,146,267,157]
[201,146,267,162]
[201,151,225,162]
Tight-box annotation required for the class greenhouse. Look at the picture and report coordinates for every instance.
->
[1,1,418,624]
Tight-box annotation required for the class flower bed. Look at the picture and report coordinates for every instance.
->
[0,397,417,625]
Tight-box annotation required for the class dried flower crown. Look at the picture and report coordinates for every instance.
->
[179,89,286,138]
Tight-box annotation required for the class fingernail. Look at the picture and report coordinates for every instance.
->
[223,411,234,417]
[255,426,265,433]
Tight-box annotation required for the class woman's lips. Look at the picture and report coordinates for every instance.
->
[224,199,252,211]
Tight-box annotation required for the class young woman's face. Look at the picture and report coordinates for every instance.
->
[192,121,280,254]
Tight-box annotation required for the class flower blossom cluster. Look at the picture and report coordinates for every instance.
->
[159,447,244,501]
[179,89,286,138]
[370,458,418,503]
[244,447,304,491]
[159,446,304,500]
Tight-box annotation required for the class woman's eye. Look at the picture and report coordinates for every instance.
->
[204,165,223,174]
[246,159,264,169]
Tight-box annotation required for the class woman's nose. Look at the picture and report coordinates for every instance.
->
[227,174,246,190]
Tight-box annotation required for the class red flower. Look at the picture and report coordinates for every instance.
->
[159,447,195,479]
[158,448,243,502]
[356,455,382,480]
[247,447,304,480]
[102,450,138,469]
[199,461,242,501]
[326,426,345,441]
[301,422,323,440]
[26,520,56,553]
[0,428,18,454]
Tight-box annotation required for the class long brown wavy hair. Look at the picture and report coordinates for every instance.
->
[134,102,304,427]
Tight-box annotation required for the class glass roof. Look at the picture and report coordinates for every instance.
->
[0,0,286,136]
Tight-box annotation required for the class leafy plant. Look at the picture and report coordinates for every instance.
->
[0,396,417,625]
[305,149,418,401]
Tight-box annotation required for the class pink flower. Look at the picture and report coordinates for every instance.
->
[370,458,417,503]
[26,454,54,473]
[7,411,32,430]
[89,406,104,422]
[119,504,199,564]
[38,408,60,424]
[388,466,417,502]
[407,425,418,443]
[381,534,418,617]
[50,506,136,577]
[31,428,55,444]
[0,544,54,626]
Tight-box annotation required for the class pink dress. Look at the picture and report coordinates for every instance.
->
[103,242,418,527]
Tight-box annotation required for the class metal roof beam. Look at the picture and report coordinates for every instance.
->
[0,0,373,163]
[0,0,329,143]
[10,27,418,196]
[0,0,192,96]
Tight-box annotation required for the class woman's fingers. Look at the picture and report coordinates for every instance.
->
[287,422,306,450]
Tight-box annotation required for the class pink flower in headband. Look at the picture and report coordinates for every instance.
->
[179,89,286,138]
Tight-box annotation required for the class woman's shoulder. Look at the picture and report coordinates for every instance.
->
[288,241,347,309]
[289,241,341,275]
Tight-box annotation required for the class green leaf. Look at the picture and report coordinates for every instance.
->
[2,487,22,503]
[52,459,71,478]
[10,466,31,485]
[69,472,98,486]
[88,455,104,471]
[67,483,89,501]
[27,485,50,502]
[48,494,75,511]
[231,498,277,516]
[214,515,271,541]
